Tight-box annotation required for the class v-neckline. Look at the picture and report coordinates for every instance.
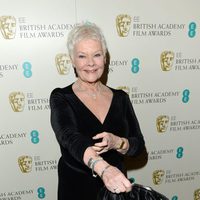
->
[70,84,114,125]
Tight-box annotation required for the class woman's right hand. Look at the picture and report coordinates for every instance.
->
[101,165,132,194]
[83,146,132,193]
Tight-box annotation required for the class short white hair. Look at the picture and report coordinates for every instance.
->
[67,22,107,59]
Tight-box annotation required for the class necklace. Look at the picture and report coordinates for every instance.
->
[75,81,102,100]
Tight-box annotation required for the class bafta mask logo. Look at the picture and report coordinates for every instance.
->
[156,115,169,133]
[55,53,71,75]
[160,51,174,71]
[194,189,200,200]
[0,16,16,39]
[152,170,165,185]
[9,91,25,112]
[116,86,130,95]
[18,155,32,173]
[116,14,131,37]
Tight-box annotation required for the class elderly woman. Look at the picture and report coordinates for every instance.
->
[50,22,145,200]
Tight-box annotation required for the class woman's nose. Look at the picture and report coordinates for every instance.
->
[87,57,94,67]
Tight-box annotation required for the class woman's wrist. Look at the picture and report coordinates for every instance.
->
[93,160,109,177]
[100,165,111,179]
[87,156,109,177]
[116,137,129,154]
[88,156,103,177]
[116,137,125,150]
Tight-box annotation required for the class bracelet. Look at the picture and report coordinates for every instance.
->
[116,138,125,149]
[100,165,111,178]
[87,157,94,168]
[88,157,103,177]
[91,158,103,177]
[88,157,103,168]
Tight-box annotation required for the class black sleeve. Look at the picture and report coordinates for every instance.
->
[123,92,146,157]
[50,88,94,164]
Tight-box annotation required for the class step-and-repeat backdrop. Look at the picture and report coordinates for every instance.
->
[1,0,200,199]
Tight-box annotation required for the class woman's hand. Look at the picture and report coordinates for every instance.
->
[101,165,132,193]
[92,132,121,154]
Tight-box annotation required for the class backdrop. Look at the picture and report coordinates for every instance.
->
[1,0,200,199]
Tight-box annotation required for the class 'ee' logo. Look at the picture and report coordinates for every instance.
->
[131,58,140,73]
[188,22,196,38]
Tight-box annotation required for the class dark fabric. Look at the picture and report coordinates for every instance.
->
[50,84,145,200]
[97,184,169,200]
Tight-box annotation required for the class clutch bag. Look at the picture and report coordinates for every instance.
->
[97,183,169,200]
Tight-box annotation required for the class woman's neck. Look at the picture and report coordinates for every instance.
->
[76,79,102,92]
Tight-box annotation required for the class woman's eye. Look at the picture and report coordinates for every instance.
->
[78,55,85,58]
[94,53,101,57]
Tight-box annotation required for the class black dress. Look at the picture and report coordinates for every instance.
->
[50,84,145,200]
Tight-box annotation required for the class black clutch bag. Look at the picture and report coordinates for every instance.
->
[97,183,169,200]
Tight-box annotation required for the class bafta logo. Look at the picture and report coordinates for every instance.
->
[160,51,174,71]
[55,53,71,75]
[116,14,131,37]
[0,16,16,39]
[156,115,169,133]
[18,155,32,173]
[152,170,165,185]
[194,189,200,200]
[9,92,25,112]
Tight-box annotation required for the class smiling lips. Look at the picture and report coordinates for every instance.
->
[85,69,98,73]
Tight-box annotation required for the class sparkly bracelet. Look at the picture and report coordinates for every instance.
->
[87,157,94,168]
[100,165,111,178]
[88,157,102,168]
[88,157,103,177]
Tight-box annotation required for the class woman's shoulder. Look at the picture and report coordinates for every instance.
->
[51,84,73,95]
[109,86,129,97]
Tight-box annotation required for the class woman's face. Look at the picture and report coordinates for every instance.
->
[72,39,105,83]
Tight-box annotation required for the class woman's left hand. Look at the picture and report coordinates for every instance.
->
[92,132,121,154]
